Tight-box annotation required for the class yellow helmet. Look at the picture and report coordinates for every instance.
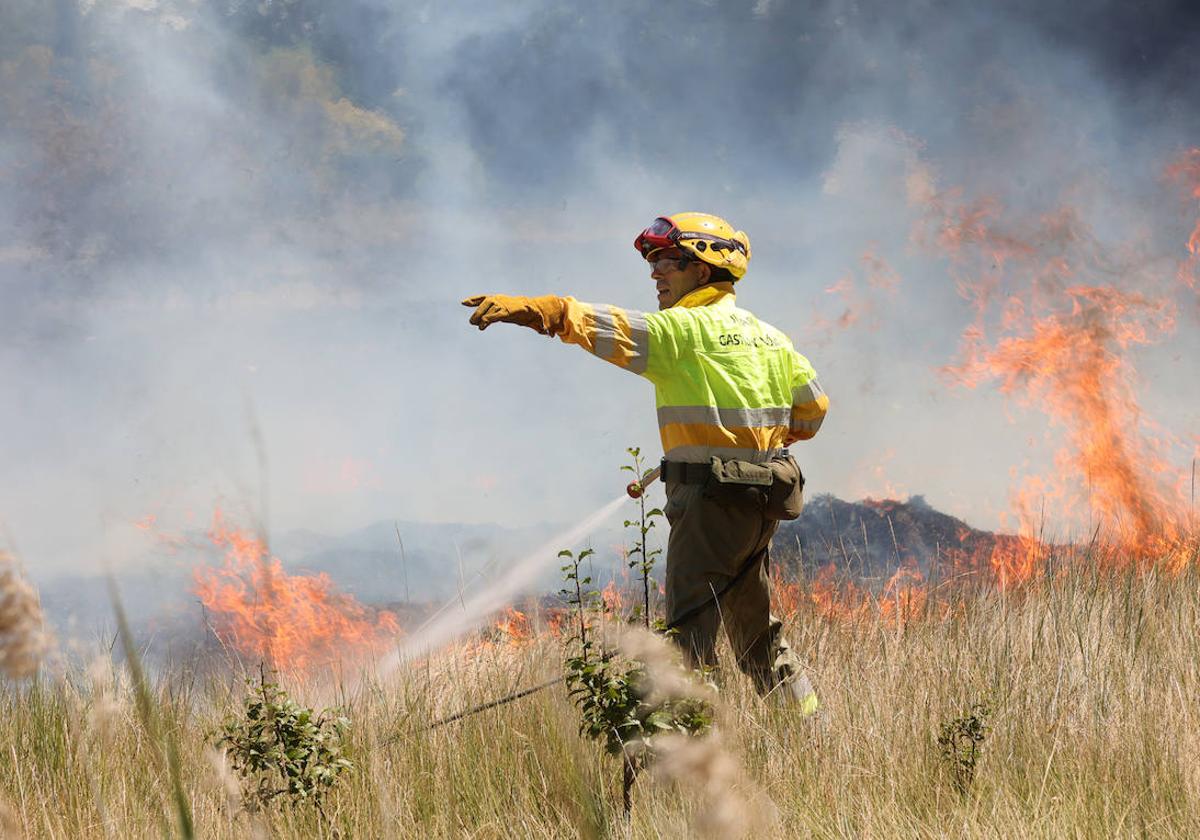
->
[633,211,752,280]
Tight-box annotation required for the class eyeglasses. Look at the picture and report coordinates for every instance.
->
[649,254,692,274]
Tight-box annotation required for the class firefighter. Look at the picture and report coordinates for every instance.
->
[463,212,828,710]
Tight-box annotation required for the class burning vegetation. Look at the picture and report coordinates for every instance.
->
[908,152,1198,578]
[193,510,400,671]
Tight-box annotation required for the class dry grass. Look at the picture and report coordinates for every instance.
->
[4,563,1200,838]
[0,554,48,681]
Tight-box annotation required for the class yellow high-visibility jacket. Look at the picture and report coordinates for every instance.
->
[557,282,828,463]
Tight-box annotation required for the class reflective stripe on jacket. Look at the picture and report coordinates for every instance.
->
[557,282,829,463]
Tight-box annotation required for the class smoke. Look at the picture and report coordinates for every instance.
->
[2,0,1199,581]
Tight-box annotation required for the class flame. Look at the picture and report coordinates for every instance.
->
[774,564,927,625]
[861,245,902,292]
[948,287,1183,560]
[775,179,1200,617]
[811,273,862,335]
[824,275,854,296]
[812,249,902,340]
[807,565,878,622]
[544,607,570,637]
[1166,148,1200,289]
[984,534,1042,587]
[193,509,400,671]
[492,607,532,643]
[772,578,805,618]
[877,563,928,624]
[913,174,1193,574]
[601,580,625,615]
[858,449,906,500]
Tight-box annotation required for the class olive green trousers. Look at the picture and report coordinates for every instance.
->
[663,476,816,709]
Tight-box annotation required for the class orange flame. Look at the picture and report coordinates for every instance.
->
[811,248,902,342]
[774,564,924,625]
[773,578,805,618]
[877,563,928,624]
[492,607,532,643]
[544,607,570,637]
[914,178,1192,574]
[1166,148,1200,290]
[985,534,1043,588]
[861,244,902,293]
[601,580,625,615]
[948,287,1182,561]
[193,509,400,671]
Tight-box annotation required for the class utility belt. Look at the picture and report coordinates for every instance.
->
[660,450,805,521]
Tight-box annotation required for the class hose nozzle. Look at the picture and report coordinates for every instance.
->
[626,466,662,499]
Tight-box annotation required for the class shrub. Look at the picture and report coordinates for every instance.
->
[215,669,353,817]
[560,547,713,814]
[937,703,990,796]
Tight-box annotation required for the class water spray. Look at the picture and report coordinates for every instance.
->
[376,471,663,682]
[377,466,664,729]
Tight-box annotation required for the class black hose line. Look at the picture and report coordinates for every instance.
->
[427,674,565,730]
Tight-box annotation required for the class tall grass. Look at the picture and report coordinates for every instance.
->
[5,563,1200,838]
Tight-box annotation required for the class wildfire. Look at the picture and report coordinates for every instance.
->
[981,534,1043,588]
[601,580,625,615]
[810,247,903,343]
[772,578,805,618]
[1166,147,1200,289]
[912,173,1194,576]
[772,562,931,626]
[877,563,928,623]
[949,287,1183,561]
[492,607,532,643]
[859,450,906,500]
[544,607,570,637]
[193,509,400,671]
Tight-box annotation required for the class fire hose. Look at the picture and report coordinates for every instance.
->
[400,467,663,735]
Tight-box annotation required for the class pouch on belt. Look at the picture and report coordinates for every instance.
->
[707,455,805,521]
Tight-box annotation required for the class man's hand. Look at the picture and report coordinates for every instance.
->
[461,294,565,336]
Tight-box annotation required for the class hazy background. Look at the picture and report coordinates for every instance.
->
[3,0,1199,584]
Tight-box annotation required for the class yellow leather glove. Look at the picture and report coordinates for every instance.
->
[461,294,566,336]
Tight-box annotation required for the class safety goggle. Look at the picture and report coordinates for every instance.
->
[634,217,680,258]
[634,216,748,259]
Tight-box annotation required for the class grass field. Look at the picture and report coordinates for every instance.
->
[5,560,1200,838]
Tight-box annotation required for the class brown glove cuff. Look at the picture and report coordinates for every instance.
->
[530,295,568,337]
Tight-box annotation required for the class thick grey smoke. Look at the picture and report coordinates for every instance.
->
[2,0,1198,580]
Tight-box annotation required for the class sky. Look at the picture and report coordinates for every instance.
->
[2,0,1199,580]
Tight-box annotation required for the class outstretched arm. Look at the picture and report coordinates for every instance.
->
[463,293,669,379]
